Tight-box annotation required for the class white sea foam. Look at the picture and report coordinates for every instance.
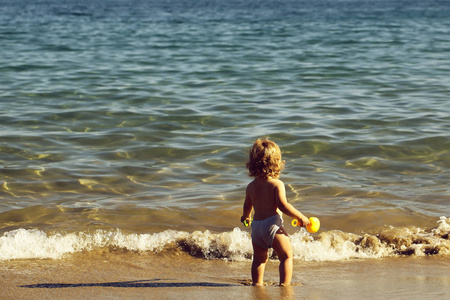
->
[1,217,448,261]
[0,229,80,260]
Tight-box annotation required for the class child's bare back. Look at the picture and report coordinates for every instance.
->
[246,177,283,221]
[244,176,308,225]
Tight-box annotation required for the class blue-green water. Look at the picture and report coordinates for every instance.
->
[0,0,449,260]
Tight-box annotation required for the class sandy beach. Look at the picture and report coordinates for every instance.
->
[1,252,449,300]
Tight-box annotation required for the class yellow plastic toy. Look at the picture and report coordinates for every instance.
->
[243,219,252,227]
[292,217,320,233]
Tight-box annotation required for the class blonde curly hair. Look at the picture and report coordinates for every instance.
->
[246,138,285,179]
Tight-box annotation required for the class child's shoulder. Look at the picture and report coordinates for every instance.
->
[267,177,285,188]
[248,177,284,187]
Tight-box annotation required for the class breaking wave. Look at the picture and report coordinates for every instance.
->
[1,217,449,261]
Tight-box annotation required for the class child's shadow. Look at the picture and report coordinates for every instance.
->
[21,279,239,289]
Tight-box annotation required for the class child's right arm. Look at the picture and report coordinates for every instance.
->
[274,180,310,227]
[240,186,253,224]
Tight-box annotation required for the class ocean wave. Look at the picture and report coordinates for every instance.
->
[0,217,448,261]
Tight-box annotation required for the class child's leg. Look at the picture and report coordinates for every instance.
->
[272,227,293,286]
[251,241,269,286]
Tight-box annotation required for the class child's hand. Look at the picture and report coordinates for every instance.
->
[300,216,310,227]
[292,216,310,227]
[241,216,251,222]
[241,216,252,226]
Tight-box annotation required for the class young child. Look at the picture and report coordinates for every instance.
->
[241,137,310,286]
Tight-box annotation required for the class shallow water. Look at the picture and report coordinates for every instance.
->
[1,0,449,261]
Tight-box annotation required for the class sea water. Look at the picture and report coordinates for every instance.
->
[1,0,449,261]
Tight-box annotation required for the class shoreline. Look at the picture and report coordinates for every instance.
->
[1,252,449,299]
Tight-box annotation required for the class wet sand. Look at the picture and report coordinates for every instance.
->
[1,252,449,300]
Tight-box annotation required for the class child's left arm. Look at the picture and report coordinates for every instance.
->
[274,180,310,227]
